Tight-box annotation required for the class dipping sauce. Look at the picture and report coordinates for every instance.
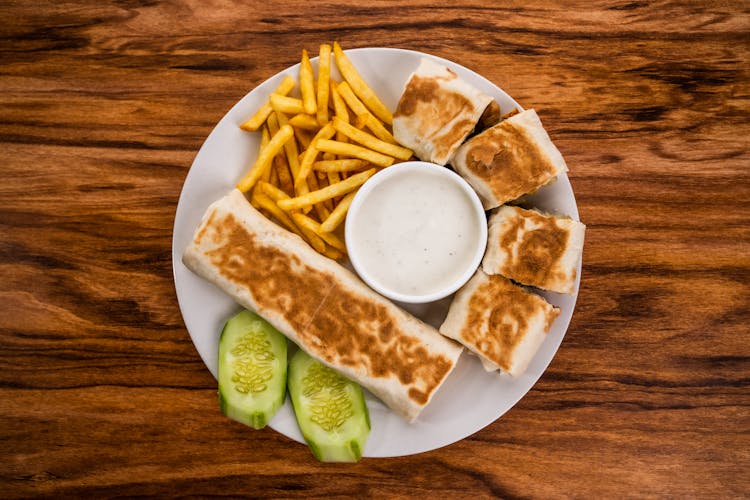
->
[346,162,486,303]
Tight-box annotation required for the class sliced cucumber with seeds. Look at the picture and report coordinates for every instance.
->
[288,349,370,462]
[218,310,287,430]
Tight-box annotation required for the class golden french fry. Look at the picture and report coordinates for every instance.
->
[337,82,390,147]
[296,123,336,190]
[290,212,326,253]
[275,111,307,197]
[321,191,357,233]
[294,127,313,150]
[266,112,280,135]
[269,94,305,115]
[249,195,262,210]
[355,113,398,145]
[336,81,369,117]
[269,163,280,186]
[299,225,327,254]
[316,139,394,168]
[316,44,331,126]
[267,114,293,194]
[259,125,272,182]
[333,42,392,124]
[307,170,331,220]
[278,168,376,211]
[329,82,349,146]
[306,171,331,221]
[326,171,341,205]
[330,80,349,122]
[258,181,288,201]
[255,186,323,250]
[274,153,294,195]
[240,75,295,131]
[313,159,367,172]
[314,171,334,210]
[291,212,346,252]
[332,116,412,160]
[237,124,294,192]
[300,49,316,115]
[252,191,297,233]
[288,113,320,130]
[320,231,346,253]
[321,246,343,260]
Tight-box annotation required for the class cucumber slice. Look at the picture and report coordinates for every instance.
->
[288,349,370,462]
[218,310,287,430]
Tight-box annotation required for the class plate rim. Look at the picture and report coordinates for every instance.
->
[171,46,581,457]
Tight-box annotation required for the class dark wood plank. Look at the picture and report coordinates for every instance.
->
[1,0,748,497]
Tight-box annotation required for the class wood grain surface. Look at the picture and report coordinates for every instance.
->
[1,0,748,497]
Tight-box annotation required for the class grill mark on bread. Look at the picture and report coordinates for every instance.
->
[203,212,454,404]
[395,73,476,160]
[395,75,439,117]
[497,208,570,287]
[194,209,218,245]
[462,276,535,371]
[487,206,577,292]
[394,69,460,118]
[514,217,569,286]
[460,274,560,372]
[434,117,475,162]
[465,121,558,203]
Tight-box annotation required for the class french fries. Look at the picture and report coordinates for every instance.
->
[317,139,394,167]
[300,49,316,115]
[296,123,336,190]
[313,159,367,172]
[321,191,357,233]
[332,117,413,160]
[316,44,331,126]
[237,124,294,192]
[240,76,296,131]
[288,113,319,130]
[355,113,398,145]
[336,82,370,119]
[237,43,409,260]
[269,94,305,115]
[333,42,393,125]
[278,168,377,211]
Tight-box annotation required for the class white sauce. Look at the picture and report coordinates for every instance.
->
[349,169,481,297]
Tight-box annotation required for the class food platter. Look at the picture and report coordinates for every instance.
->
[172,48,581,457]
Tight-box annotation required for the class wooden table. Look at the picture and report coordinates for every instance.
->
[2,1,748,497]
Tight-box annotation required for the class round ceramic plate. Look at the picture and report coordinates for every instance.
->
[172,48,581,457]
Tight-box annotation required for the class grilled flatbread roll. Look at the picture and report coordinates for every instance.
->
[183,189,463,422]
[483,205,585,294]
[439,270,560,377]
[451,109,568,209]
[393,58,493,165]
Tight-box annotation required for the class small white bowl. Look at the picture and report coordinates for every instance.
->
[345,161,487,304]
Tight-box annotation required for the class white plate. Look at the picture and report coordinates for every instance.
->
[172,48,581,457]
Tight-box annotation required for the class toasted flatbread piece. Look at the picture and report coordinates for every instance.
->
[451,109,568,209]
[183,189,463,422]
[439,270,560,376]
[393,58,493,165]
[483,205,585,294]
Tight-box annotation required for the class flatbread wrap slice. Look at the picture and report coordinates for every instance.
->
[182,189,463,422]
[451,109,568,209]
[439,269,560,377]
[393,57,493,165]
